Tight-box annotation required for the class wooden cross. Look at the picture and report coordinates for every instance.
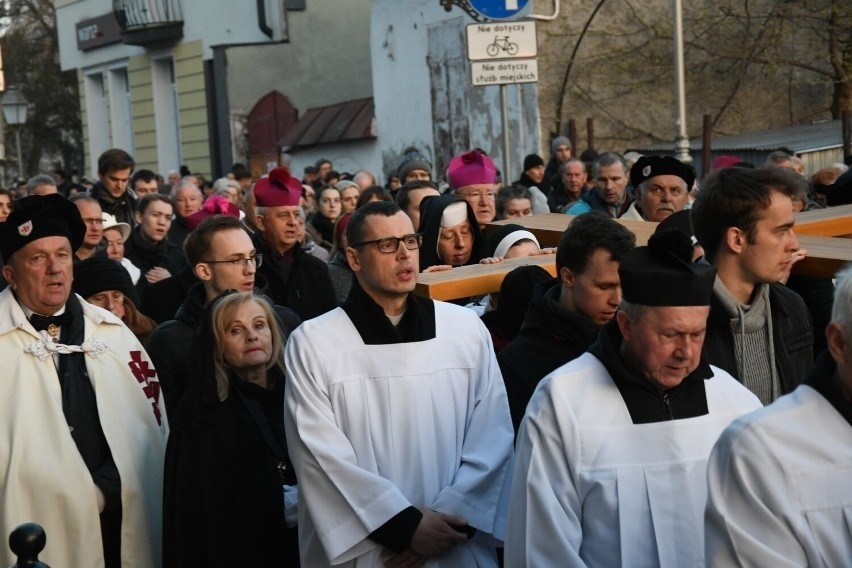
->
[413,208,852,301]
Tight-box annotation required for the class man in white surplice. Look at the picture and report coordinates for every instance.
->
[506,228,762,567]
[705,264,852,566]
[285,201,514,567]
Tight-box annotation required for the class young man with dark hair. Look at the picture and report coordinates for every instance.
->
[691,166,814,404]
[285,200,513,567]
[395,179,439,232]
[90,148,138,228]
[498,213,636,430]
[147,214,299,411]
[131,169,159,196]
[123,193,186,293]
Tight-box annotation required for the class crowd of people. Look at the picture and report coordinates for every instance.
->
[0,140,850,567]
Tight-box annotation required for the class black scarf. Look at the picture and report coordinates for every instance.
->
[309,212,336,247]
[128,227,171,269]
[342,279,436,344]
[589,319,711,424]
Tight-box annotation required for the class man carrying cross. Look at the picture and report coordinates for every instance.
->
[0,194,167,567]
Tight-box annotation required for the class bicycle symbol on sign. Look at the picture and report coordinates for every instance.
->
[486,36,519,57]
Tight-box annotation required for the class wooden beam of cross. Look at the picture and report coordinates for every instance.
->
[412,211,852,301]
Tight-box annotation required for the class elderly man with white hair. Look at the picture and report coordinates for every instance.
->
[705,264,852,566]
[167,179,203,248]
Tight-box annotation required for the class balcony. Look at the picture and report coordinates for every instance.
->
[113,0,184,47]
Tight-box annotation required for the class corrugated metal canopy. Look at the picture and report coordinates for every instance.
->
[279,97,375,152]
[632,119,843,153]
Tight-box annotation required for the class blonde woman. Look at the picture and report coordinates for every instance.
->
[164,291,299,566]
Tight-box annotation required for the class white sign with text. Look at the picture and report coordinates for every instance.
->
[466,21,537,62]
[471,58,539,86]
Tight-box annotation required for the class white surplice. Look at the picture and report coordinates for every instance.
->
[706,385,852,567]
[505,352,761,567]
[0,290,168,567]
[284,302,514,567]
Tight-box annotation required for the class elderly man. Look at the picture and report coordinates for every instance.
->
[0,194,166,567]
[566,151,633,218]
[449,150,499,229]
[506,229,761,566]
[26,174,58,196]
[706,267,852,566]
[285,201,514,567]
[252,167,335,320]
[621,155,694,222]
[70,193,105,261]
[705,265,852,566]
[549,158,587,212]
[168,179,203,248]
[90,148,138,228]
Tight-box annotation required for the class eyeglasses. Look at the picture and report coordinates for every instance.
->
[201,254,263,269]
[82,217,104,225]
[351,234,422,254]
[459,191,496,201]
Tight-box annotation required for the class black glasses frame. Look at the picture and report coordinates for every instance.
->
[201,254,263,268]
[350,234,423,254]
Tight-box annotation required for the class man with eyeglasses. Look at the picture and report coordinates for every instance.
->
[252,167,336,321]
[448,150,499,229]
[285,200,514,567]
[147,210,300,412]
[620,156,694,223]
[69,193,105,261]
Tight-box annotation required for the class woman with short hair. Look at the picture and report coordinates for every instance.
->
[163,291,299,566]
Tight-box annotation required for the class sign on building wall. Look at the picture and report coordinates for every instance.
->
[76,13,123,51]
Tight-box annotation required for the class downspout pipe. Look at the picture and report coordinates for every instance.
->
[257,0,273,38]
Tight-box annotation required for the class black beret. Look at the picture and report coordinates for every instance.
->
[630,155,696,190]
[619,229,716,306]
[523,154,545,172]
[0,194,86,261]
[73,256,133,300]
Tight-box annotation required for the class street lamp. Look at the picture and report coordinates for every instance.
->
[2,86,29,178]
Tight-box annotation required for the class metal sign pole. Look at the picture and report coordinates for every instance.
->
[500,83,511,184]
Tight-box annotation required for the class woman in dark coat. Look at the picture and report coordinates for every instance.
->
[163,291,299,566]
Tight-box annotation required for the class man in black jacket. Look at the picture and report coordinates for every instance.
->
[89,148,138,228]
[498,213,635,431]
[147,214,300,412]
[252,167,335,321]
[691,166,814,404]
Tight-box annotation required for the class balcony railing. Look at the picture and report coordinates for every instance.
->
[113,0,184,46]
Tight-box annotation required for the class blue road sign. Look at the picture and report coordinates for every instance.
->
[468,0,531,21]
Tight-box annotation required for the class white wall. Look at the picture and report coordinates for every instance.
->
[56,0,286,71]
